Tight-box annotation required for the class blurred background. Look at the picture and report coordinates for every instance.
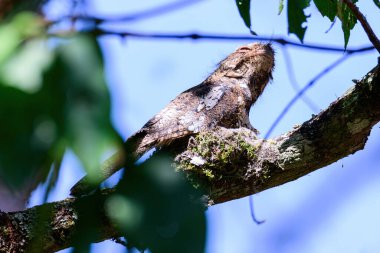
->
[19,0,380,252]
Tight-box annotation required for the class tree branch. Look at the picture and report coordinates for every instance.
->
[0,63,379,252]
[183,63,379,204]
[50,29,376,53]
[57,0,204,24]
[0,191,119,253]
[264,53,352,139]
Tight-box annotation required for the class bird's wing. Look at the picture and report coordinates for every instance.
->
[135,83,230,151]
[70,83,232,196]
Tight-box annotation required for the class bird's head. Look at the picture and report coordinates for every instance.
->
[212,43,275,98]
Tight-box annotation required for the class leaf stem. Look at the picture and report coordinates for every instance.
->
[341,0,380,53]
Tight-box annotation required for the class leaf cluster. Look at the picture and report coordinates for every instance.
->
[0,11,206,252]
[0,12,121,190]
[235,0,377,47]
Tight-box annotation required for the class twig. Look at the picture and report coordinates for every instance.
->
[249,196,265,225]
[341,0,380,53]
[56,0,204,24]
[112,237,128,248]
[325,17,337,33]
[51,28,375,53]
[281,46,320,112]
[264,53,352,139]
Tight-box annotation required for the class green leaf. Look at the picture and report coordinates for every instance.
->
[49,36,123,180]
[0,12,44,65]
[0,12,122,192]
[278,0,285,15]
[0,86,53,187]
[0,39,53,93]
[314,0,337,21]
[0,13,56,188]
[373,0,380,9]
[235,0,251,29]
[0,40,63,189]
[337,0,358,48]
[114,155,206,253]
[287,0,311,42]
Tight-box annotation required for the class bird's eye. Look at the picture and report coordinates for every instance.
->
[238,46,251,52]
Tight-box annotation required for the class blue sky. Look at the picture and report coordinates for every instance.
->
[31,1,380,252]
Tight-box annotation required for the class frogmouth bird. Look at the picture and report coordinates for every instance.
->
[70,43,275,196]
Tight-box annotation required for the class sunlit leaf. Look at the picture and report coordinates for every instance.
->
[0,12,44,65]
[106,195,143,231]
[0,13,56,188]
[0,39,53,93]
[287,0,311,42]
[0,12,122,192]
[0,26,20,64]
[314,0,337,21]
[278,0,285,15]
[337,0,358,48]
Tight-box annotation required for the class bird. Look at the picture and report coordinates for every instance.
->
[70,43,275,196]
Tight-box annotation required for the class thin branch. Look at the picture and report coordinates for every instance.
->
[249,196,265,225]
[56,0,204,24]
[111,237,128,248]
[49,0,380,54]
[325,17,337,33]
[341,0,380,53]
[281,46,320,113]
[51,28,376,53]
[93,29,374,53]
[264,53,352,139]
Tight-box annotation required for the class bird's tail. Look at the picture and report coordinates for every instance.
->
[69,151,126,196]
[70,130,150,196]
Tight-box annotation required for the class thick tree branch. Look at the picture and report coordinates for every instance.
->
[0,191,118,253]
[0,63,379,252]
[184,63,380,204]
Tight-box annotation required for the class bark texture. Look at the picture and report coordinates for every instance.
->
[0,191,118,253]
[182,63,380,204]
[0,63,379,252]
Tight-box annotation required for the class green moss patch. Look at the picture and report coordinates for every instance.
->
[176,131,258,182]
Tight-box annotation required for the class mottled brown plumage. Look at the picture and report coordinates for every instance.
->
[70,43,275,196]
